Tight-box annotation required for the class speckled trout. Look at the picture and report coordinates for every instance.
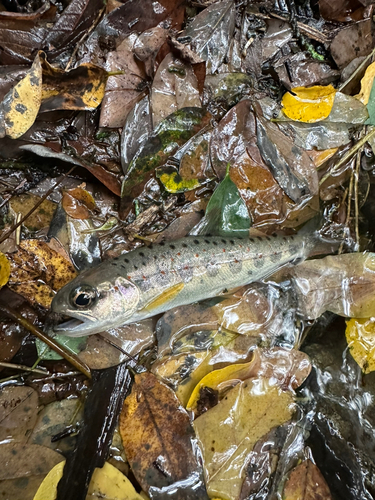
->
[51,223,322,337]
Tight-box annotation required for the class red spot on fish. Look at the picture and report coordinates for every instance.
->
[171,258,174,261]
[258,253,263,258]
[177,252,181,256]
[114,286,119,291]
[239,245,243,248]
[184,265,189,270]
[247,247,250,252]
[234,259,239,263]
[195,253,199,257]
[143,275,146,280]
[127,276,131,280]
[223,249,226,252]
[160,271,166,275]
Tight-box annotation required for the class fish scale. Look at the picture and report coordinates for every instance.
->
[51,230,315,337]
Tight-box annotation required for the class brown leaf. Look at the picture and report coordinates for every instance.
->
[283,460,332,500]
[9,193,57,231]
[119,372,208,498]
[0,386,39,444]
[62,187,96,220]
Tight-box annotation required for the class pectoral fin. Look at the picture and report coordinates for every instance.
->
[144,282,184,312]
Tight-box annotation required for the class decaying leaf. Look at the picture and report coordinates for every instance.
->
[356,61,375,105]
[41,57,108,112]
[0,386,39,444]
[0,252,10,288]
[9,193,57,232]
[194,381,294,500]
[119,372,208,498]
[281,85,336,123]
[156,167,202,194]
[1,52,42,139]
[7,239,77,308]
[62,187,96,220]
[283,460,332,500]
[33,461,144,500]
[345,318,375,374]
[0,443,63,500]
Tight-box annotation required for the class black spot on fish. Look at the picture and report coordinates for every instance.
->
[170,244,176,249]
[139,252,145,257]
[154,255,158,260]
[212,241,218,246]
[182,243,188,248]
[111,263,117,267]
[248,269,253,276]
[204,239,210,244]
[230,240,235,245]
[149,243,153,249]
[134,265,138,270]
[221,239,227,244]
[257,236,262,241]
[194,239,200,245]
[272,233,278,238]
[266,236,271,241]
[250,238,255,243]
[159,241,165,246]
[120,265,126,270]
[124,258,129,263]
[142,262,146,266]
[290,235,295,240]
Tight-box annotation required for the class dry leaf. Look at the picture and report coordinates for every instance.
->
[0,386,39,443]
[62,187,96,220]
[283,460,332,500]
[356,61,375,105]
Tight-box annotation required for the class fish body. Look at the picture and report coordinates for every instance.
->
[51,231,316,336]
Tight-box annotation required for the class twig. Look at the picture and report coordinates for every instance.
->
[0,361,48,375]
[339,168,354,255]
[339,47,375,93]
[0,303,91,379]
[0,166,76,245]
[319,127,375,186]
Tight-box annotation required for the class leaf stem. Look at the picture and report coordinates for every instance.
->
[0,303,91,379]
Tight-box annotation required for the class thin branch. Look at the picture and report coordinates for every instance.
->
[339,47,375,93]
[0,303,91,379]
[0,361,48,375]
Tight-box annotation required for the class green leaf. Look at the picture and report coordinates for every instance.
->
[191,165,251,237]
[366,77,375,125]
[36,334,87,361]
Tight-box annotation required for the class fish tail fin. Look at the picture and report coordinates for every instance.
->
[299,215,342,257]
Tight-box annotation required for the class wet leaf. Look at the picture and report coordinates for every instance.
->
[2,52,42,139]
[283,460,332,500]
[0,443,63,500]
[35,333,86,361]
[99,35,146,128]
[9,193,57,231]
[156,167,202,193]
[7,239,77,308]
[151,53,201,126]
[34,461,144,500]
[365,74,375,125]
[194,381,294,500]
[121,107,211,204]
[356,60,375,105]
[291,252,375,320]
[281,85,336,123]
[0,252,10,288]
[182,0,236,73]
[345,318,375,374]
[0,386,38,443]
[41,58,108,113]
[62,187,96,220]
[119,372,208,499]
[330,18,375,69]
[191,165,251,238]
[121,95,153,175]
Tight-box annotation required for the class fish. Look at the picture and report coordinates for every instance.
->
[51,221,323,337]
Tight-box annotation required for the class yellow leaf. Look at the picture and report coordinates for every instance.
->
[0,252,10,288]
[281,85,336,123]
[33,460,145,500]
[308,147,338,168]
[186,359,255,412]
[356,61,375,105]
[4,53,42,139]
[345,318,375,374]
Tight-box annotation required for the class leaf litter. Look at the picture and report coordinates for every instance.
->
[1,1,375,499]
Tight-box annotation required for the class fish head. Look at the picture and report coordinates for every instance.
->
[51,272,140,337]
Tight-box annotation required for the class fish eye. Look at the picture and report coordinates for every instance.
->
[70,285,97,309]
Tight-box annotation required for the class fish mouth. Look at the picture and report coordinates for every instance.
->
[51,313,104,337]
